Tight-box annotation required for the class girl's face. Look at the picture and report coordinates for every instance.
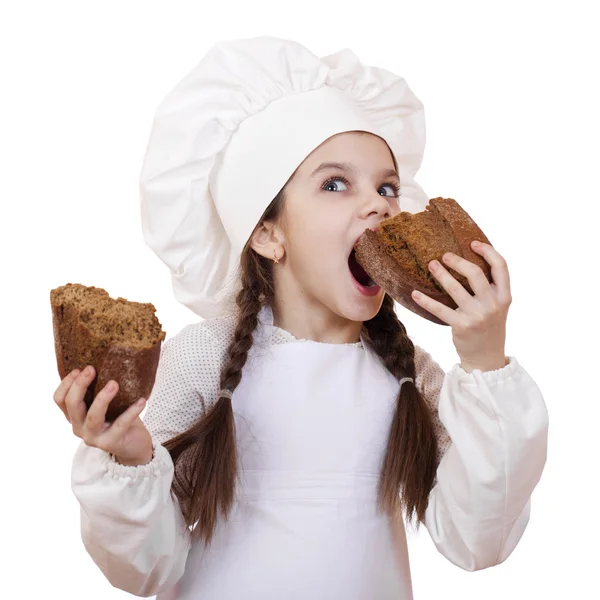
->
[254,131,402,332]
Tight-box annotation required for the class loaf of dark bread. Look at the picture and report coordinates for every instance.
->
[354,197,492,326]
[50,283,166,421]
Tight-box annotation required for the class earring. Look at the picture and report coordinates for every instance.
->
[273,249,280,264]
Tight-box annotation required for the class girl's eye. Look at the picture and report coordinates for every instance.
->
[322,176,350,192]
[321,176,402,198]
[379,182,402,198]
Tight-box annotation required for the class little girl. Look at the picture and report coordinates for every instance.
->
[54,37,549,599]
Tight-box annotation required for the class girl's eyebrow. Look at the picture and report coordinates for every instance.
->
[310,162,400,182]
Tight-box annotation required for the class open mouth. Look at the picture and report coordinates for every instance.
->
[348,248,377,288]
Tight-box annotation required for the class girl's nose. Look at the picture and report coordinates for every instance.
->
[360,192,391,220]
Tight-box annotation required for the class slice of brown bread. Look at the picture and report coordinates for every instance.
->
[50,283,166,421]
[354,197,492,326]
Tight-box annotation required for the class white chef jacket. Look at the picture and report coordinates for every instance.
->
[71,305,548,599]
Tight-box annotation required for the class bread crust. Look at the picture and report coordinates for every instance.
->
[354,198,492,326]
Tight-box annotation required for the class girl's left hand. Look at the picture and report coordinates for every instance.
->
[411,241,512,373]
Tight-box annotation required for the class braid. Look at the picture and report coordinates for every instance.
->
[220,277,263,393]
[364,294,438,524]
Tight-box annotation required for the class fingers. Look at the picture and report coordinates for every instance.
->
[411,290,454,326]
[64,366,95,433]
[53,368,82,422]
[470,241,512,305]
[84,379,119,438]
[441,253,494,301]
[56,366,149,460]
[96,398,147,450]
[428,258,478,309]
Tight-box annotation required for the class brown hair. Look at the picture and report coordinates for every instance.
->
[164,186,438,544]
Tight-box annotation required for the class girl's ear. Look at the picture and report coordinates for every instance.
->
[250,220,286,261]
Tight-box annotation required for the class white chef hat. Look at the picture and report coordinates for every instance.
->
[139,36,429,319]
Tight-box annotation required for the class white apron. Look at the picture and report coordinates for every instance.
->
[175,336,413,599]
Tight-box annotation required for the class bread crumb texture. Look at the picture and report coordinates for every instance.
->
[50,283,166,364]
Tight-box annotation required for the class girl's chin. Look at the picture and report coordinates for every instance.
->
[340,288,385,323]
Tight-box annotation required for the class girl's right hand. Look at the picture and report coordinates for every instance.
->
[54,366,154,467]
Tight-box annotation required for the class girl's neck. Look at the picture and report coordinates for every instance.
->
[270,297,363,345]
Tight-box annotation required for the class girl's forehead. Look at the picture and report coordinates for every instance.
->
[296,133,397,176]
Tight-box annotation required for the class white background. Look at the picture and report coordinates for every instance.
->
[1,0,598,598]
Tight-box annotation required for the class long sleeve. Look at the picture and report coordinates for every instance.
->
[415,348,549,571]
[71,323,213,597]
[72,442,190,596]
